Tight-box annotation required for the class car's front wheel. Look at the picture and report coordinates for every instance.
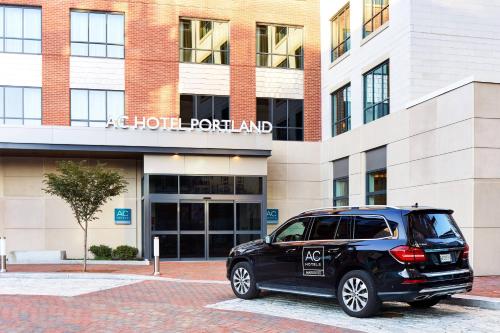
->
[407,297,441,308]
[230,262,259,299]
[338,270,381,318]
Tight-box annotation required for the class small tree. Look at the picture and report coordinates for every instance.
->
[43,161,128,271]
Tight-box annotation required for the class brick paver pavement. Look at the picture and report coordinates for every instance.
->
[9,261,227,280]
[0,279,357,333]
[9,262,500,298]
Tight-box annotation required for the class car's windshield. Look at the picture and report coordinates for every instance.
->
[409,212,462,242]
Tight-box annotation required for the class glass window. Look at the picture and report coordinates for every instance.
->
[309,216,341,240]
[363,0,389,37]
[154,235,177,258]
[332,84,351,136]
[179,19,229,65]
[256,24,303,69]
[366,169,387,205]
[180,202,205,231]
[354,216,391,239]
[149,175,178,194]
[180,176,234,195]
[0,86,42,125]
[209,234,234,257]
[151,203,177,231]
[209,203,234,231]
[275,219,309,242]
[256,98,304,141]
[71,11,125,59]
[334,177,349,206]
[70,89,124,127]
[364,61,389,123]
[179,95,230,126]
[0,6,41,54]
[331,5,350,62]
[235,177,262,195]
[236,203,261,231]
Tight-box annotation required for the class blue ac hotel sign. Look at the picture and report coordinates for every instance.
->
[266,209,279,224]
[114,208,132,225]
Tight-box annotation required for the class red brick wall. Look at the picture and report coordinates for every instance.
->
[0,0,321,140]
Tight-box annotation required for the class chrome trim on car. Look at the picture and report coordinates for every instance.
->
[421,269,470,278]
[257,285,336,298]
[419,282,472,294]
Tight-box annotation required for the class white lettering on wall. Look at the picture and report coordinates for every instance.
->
[106,116,273,134]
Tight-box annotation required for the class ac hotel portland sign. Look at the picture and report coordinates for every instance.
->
[106,116,273,134]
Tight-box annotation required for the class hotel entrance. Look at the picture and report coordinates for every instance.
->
[145,175,266,260]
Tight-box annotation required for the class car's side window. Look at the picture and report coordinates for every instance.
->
[353,216,392,239]
[275,219,309,242]
[335,216,353,239]
[309,215,341,240]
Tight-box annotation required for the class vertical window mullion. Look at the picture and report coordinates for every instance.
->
[105,90,108,123]
[105,13,108,58]
[21,87,24,124]
[87,89,90,126]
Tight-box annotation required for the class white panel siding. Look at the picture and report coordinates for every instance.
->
[0,54,42,87]
[70,57,125,90]
[178,63,230,95]
[255,68,304,99]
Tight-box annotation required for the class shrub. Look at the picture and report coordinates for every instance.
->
[112,245,139,260]
[89,244,112,260]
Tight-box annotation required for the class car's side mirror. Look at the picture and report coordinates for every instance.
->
[265,235,272,244]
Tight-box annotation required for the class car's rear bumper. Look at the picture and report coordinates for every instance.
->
[378,281,473,302]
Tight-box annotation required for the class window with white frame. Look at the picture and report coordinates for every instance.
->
[70,89,124,127]
[0,86,42,125]
[0,5,41,54]
[71,11,125,58]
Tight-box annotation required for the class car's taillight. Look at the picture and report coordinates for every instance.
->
[460,243,469,260]
[390,246,427,263]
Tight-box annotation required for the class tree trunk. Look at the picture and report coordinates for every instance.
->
[83,220,88,272]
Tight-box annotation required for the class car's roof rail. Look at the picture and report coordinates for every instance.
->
[301,205,400,214]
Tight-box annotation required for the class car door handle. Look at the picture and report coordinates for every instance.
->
[286,248,297,254]
[328,249,340,254]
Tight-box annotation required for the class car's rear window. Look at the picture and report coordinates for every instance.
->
[409,213,462,242]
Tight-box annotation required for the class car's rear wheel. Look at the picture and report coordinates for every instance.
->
[230,262,259,299]
[338,270,381,318]
[407,297,441,308]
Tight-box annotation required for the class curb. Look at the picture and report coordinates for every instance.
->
[8,260,150,266]
[0,272,229,285]
[444,294,500,310]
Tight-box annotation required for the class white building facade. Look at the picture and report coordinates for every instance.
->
[320,0,500,275]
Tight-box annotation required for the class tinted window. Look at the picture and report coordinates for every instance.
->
[409,213,462,243]
[149,175,178,194]
[180,176,234,194]
[309,216,341,240]
[235,177,262,195]
[354,216,391,239]
[236,203,261,231]
[335,216,352,239]
[275,219,309,242]
[151,203,177,231]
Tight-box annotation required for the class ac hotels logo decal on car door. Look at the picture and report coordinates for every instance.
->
[302,246,325,276]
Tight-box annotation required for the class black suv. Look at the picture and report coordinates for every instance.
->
[226,206,473,317]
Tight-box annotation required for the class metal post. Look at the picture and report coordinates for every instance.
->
[153,236,160,276]
[0,237,6,273]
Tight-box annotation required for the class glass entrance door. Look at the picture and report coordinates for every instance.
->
[150,199,263,260]
[208,201,234,259]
